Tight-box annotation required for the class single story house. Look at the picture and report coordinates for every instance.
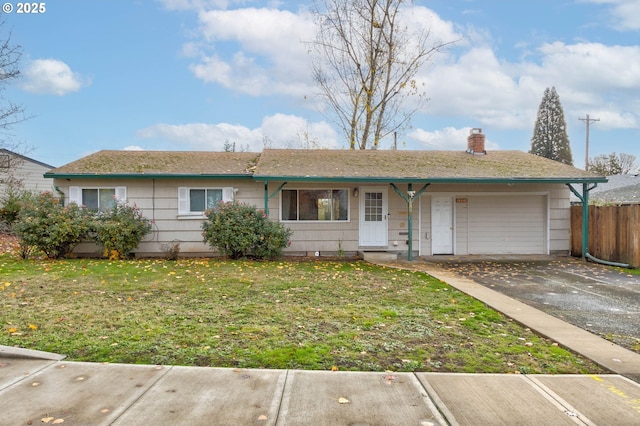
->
[44,129,606,258]
[1,148,54,198]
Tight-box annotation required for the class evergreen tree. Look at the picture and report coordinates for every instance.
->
[529,87,573,165]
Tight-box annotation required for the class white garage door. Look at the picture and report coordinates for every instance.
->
[467,195,546,254]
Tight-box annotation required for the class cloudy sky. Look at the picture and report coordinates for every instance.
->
[3,0,639,168]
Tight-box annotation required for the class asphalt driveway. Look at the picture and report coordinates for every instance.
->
[425,256,640,355]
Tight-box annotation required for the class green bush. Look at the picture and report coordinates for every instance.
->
[93,201,152,259]
[201,201,292,260]
[0,189,34,227]
[13,191,93,259]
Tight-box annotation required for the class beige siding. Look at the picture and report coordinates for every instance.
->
[455,198,469,255]
[0,153,52,197]
[54,178,260,256]
[53,178,571,257]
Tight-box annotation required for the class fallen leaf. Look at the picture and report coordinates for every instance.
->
[41,417,54,423]
[257,415,268,421]
[331,365,339,371]
[29,324,38,330]
[52,419,64,424]
[338,397,350,404]
[100,409,110,414]
[31,382,40,387]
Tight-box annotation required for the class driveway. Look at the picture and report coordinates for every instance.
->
[423,256,640,355]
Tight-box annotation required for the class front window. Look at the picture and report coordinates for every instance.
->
[189,188,223,213]
[281,189,348,221]
[82,188,116,212]
[178,186,232,216]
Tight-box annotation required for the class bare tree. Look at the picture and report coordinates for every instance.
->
[310,0,454,149]
[588,152,638,175]
[0,20,27,149]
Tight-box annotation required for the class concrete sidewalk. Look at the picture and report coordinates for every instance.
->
[1,348,640,425]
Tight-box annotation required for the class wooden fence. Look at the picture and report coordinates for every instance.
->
[570,204,640,268]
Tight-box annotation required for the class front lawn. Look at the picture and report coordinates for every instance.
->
[0,255,605,374]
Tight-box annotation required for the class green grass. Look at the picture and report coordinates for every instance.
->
[0,255,605,374]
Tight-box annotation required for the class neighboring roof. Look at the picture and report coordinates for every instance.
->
[45,148,606,184]
[45,150,259,178]
[570,174,640,204]
[0,148,55,169]
[254,149,605,184]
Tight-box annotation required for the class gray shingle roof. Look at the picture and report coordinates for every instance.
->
[46,150,259,176]
[254,149,603,182]
[46,148,605,183]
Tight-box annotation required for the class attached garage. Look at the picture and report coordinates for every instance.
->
[465,194,546,254]
[422,192,549,256]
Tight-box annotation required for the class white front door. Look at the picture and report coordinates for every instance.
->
[432,197,453,254]
[359,187,388,247]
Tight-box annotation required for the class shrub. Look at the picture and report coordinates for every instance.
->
[201,201,292,260]
[93,201,152,259]
[0,189,34,227]
[13,191,93,259]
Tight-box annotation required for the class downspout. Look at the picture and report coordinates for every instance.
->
[390,183,430,261]
[567,183,630,268]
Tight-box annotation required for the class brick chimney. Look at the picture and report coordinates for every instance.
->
[467,128,486,155]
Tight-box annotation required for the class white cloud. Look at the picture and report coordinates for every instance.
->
[579,0,640,31]
[136,114,339,151]
[188,7,315,97]
[408,127,499,151]
[415,39,640,131]
[123,146,145,151]
[169,2,640,142]
[187,4,461,98]
[21,59,90,96]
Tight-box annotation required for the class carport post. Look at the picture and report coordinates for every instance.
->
[390,183,430,261]
[581,183,589,259]
[567,182,593,259]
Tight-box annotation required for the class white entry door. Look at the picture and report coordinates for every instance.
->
[432,197,453,254]
[359,187,388,246]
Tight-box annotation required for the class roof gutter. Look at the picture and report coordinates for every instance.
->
[44,173,254,180]
[254,175,608,185]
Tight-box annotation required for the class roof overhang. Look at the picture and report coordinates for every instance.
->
[253,175,608,185]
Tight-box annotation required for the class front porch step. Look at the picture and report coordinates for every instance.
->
[361,252,398,262]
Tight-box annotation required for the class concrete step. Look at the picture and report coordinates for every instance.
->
[361,252,398,262]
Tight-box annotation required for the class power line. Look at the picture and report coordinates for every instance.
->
[579,114,600,171]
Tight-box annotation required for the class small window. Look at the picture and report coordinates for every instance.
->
[69,186,126,211]
[281,189,348,221]
[82,188,116,211]
[178,187,234,216]
[189,189,222,212]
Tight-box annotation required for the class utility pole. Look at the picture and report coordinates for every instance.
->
[579,114,600,171]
